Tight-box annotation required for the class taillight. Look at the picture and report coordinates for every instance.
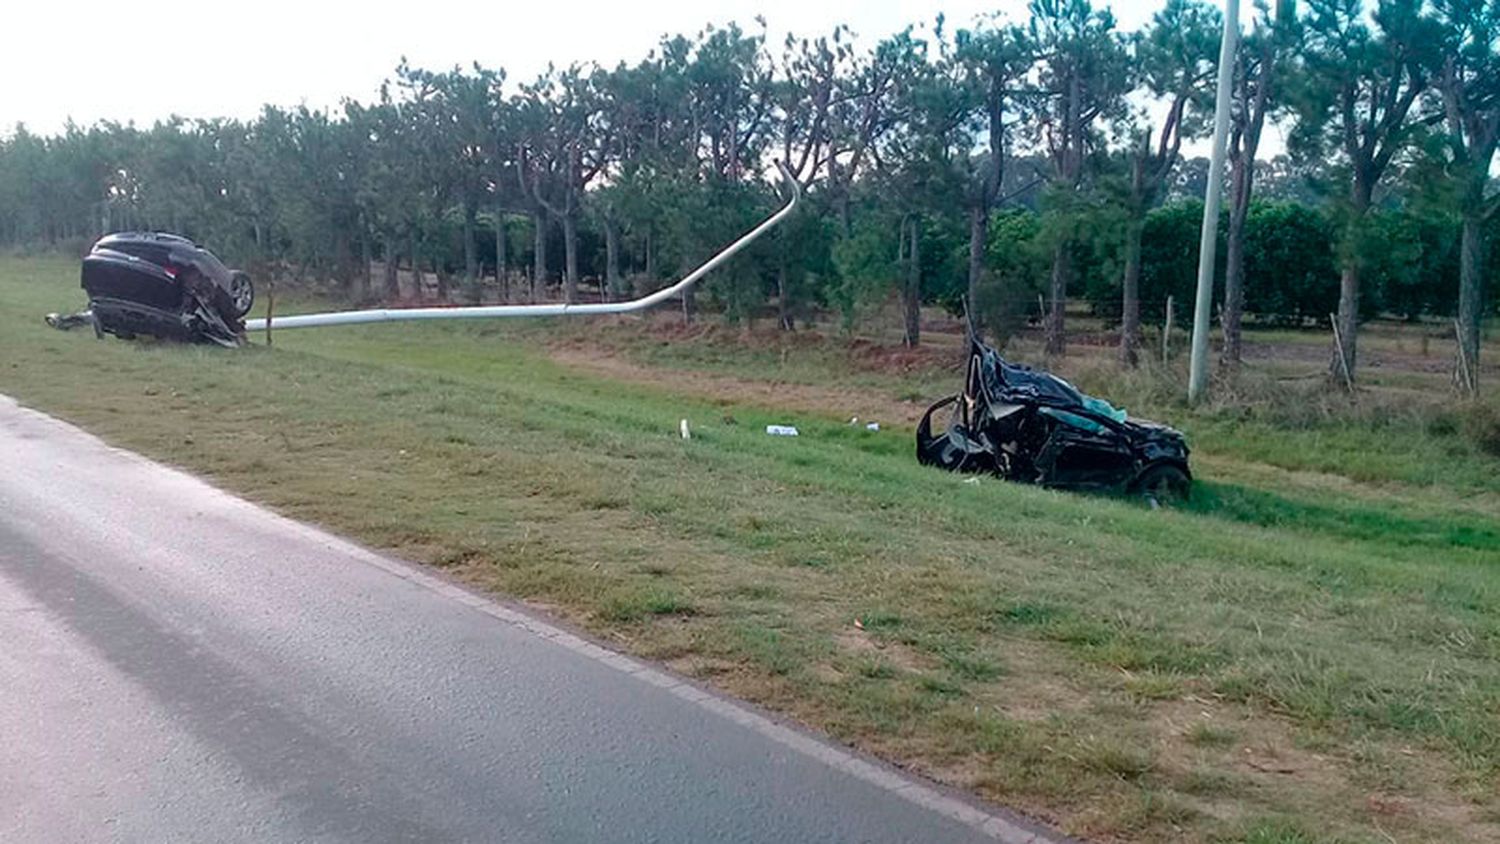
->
[162,264,178,279]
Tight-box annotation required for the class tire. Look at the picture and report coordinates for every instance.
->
[229,271,255,317]
[1134,463,1190,506]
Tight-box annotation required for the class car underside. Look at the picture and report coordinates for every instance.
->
[62,232,253,347]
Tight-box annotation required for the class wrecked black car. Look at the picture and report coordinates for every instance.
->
[62,232,253,346]
[917,336,1191,500]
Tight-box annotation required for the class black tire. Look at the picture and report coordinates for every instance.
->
[229,271,255,317]
[1135,463,1190,506]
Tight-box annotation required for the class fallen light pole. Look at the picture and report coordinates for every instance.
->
[245,162,801,333]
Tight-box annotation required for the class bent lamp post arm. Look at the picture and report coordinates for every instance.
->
[245,161,802,332]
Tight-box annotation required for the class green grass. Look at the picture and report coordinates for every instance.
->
[4,256,1498,843]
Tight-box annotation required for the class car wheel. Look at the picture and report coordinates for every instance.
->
[1135,463,1190,507]
[229,271,255,317]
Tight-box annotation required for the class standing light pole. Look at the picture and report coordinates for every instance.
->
[1188,0,1240,403]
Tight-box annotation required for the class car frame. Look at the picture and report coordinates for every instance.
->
[916,334,1191,500]
[81,232,252,346]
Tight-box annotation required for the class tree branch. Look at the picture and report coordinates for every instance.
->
[1484,191,1500,221]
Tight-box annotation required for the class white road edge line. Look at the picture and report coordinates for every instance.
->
[1,395,1065,844]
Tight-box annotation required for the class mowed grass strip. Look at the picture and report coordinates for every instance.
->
[4,256,1498,843]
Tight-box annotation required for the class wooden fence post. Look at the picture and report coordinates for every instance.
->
[1162,296,1174,366]
[1329,313,1353,391]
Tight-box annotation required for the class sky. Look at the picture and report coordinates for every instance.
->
[3,0,1275,153]
[5,0,1254,125]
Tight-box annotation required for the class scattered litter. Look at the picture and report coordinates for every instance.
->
[765,425,799,437]
[853,618,865,630]
[680,419,691,440]
[44,311,94,331]
[963,476,981,485]
[848,416,859,425]
[865,422,880,432]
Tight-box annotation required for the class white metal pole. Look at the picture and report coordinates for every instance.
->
[244,162,801,332]
[1187,0,1239,403]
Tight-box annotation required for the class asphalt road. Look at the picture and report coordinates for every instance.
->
[0,396,1058,843]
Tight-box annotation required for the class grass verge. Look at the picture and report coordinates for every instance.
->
[4,256,1498,842]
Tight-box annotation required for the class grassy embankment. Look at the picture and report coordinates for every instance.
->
[3,255,1498,843]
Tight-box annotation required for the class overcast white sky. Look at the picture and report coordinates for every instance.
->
[4,0,1272,153]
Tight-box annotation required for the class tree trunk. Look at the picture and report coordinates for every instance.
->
[1330,263,1361,384]
[1223,65,1265,372]
[495,210,508,301]
[1046,70,1082,359]
[644,228,656,283]
[531,211,546,300]
[335,231,354,299]
[777,247,793,331]
[903,217,922,348]
[1221,198,1250,370]
[562,213,579,303]
[434,255,448,302]
[1118,217,1144,367]
[383,238,399,301]
[1330,183,1372,386]
[1046,240,1070,356]
[463,202,478,286]
[967,203,986,321]
[408,228,421,302]
[1457,210,1486,392]
[357,230,372,304]
[604,219,623,300]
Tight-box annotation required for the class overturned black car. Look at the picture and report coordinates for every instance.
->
[917,336,1191,501]
[66,232,254,346]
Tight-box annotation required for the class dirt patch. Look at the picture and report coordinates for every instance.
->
[834,625,936,673]
[560,313,964,376]
[667,654,745,678]
[1241,337,1466,376]
[985,637,1093,724]
[549,345,935,425]
[1145,694,1497,842]
[843,336,959,374]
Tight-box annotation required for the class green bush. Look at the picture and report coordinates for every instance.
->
[1137,200,1213,323]
[1240,202,1338,325]
[1078,199,1486,328]
[977,208,1048,345]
